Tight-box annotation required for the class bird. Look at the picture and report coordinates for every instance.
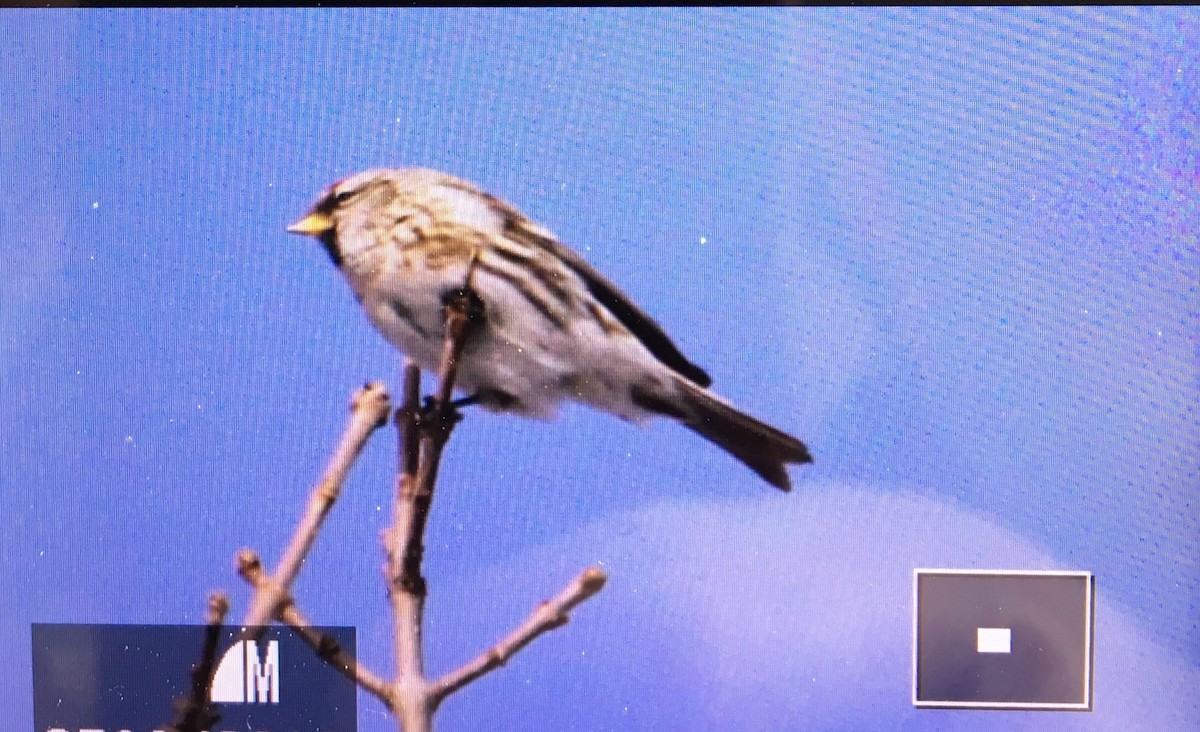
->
[288,168,811,490]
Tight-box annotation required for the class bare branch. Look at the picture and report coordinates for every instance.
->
[164,593,230,732]
[238,550,396,710]
[430,567,608,704]
[243,383,390,628]
[388,360,432,732]
[206,593,230,625]
[278,603,396,710]
[384,290,479,732]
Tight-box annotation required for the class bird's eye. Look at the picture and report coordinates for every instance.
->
[334,190,355,204]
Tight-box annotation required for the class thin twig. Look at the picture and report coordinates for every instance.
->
[243,383,391,628]
[279,604,396,708]
[430,567,608,705]
[164,593,229,732]
[238,551,395,710]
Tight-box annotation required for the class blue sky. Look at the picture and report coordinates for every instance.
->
[2,8,1197,730]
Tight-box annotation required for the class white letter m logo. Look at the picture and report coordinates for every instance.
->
[210,638,280,704]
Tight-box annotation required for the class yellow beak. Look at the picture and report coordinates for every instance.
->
[287,212,335,236]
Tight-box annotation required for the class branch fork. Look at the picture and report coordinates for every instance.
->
[221,287,606,731]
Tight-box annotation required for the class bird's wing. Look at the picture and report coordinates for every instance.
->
[477,190,713,388]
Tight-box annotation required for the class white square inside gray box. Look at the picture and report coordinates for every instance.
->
[976,627,1012,654]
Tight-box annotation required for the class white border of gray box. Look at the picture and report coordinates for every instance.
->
[911,568,1095,711]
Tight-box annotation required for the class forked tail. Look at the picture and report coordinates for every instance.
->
[674,379,812,491]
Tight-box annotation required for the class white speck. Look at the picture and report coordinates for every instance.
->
[92,201,99,209]
[699,236,707,245]
[124,436,133,444]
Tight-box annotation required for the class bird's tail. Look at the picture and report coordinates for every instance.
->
[670,378,812,491]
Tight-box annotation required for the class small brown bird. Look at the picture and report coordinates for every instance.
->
[289,168,811,489]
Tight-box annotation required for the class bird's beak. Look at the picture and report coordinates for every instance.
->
[287,211,335,236]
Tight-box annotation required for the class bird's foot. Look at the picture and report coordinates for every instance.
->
[448,394,484,410]
[449,389,519,412]
[417,389,518,432]
[418,395,465,434]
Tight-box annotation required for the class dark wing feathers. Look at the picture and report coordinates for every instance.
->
[569,259,713,388]
[490,196,713,388]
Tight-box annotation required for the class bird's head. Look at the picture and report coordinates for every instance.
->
[287,169,406,268]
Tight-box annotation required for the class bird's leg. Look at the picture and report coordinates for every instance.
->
[414,284,488,433]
